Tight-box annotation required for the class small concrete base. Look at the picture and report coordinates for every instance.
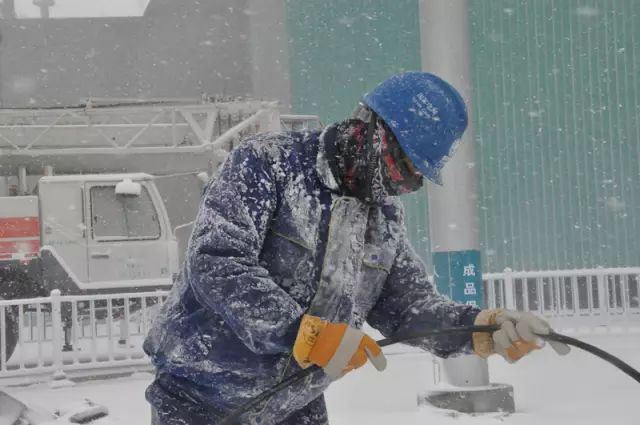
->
[419,383,515,414]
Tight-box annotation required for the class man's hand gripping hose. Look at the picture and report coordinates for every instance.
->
[218,324,640,424]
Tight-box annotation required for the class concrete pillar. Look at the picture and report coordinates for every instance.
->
[418,0,514,413]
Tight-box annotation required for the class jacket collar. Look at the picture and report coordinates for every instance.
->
[315,127,341,192]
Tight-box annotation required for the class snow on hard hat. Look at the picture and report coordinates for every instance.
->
[362,72,468,185]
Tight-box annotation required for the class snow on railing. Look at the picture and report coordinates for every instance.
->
[483,267,640,328]
[1,267,639,383]
[0,289,169,382]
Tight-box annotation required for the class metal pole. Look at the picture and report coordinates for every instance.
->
[18,166,28,195]
[418,0,514,413]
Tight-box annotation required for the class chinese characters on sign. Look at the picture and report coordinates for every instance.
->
[463,264,477,305]
[463,264,476,277]
[433,250,483,308]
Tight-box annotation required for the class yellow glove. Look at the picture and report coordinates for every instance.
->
[292,315,387,379]
[473,309,570,363]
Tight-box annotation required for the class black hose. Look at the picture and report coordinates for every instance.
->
[543,331,640,383]
[218,325,498,425]
[219,325,640,424]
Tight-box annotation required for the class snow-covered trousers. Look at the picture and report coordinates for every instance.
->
[147,373,329,425]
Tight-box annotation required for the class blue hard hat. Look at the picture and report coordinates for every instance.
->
[362,72,468,185]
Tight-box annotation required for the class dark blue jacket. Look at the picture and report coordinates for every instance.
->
[144,130,479,423]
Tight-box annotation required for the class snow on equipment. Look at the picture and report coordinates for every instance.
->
[56,400,109,424]
[113,179,142,197]
[0,98,297,365]
[0,390,32,424]
[219,325,640,424]
[0,391,110,424]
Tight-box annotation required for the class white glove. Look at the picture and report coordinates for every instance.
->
[474,309,571,363]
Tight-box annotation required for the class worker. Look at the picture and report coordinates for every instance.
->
[143,72,569,425]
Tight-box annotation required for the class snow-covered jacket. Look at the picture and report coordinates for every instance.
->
[143,130,480,423]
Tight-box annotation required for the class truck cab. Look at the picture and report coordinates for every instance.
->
[37,173,178,294]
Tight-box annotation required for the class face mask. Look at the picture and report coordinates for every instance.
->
[353,104,424,196]
[375,120,424,196]
[326,116,423,204]
[325,119,372,201]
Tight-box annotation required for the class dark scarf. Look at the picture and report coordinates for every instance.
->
[322,118,423,203]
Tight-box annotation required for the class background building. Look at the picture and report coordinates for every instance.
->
[287,0,640,273]
[2,0,639,273]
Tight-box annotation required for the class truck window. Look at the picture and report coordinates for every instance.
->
[90,185,160,241]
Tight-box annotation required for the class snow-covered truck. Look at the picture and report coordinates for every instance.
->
[0,98,320,362]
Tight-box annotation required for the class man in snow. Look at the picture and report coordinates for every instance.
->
[144,72,569,425]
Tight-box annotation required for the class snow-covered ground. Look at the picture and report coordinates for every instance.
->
[5,331,639,425]
[328,330,640,425]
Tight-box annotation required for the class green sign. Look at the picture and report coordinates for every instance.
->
[433,250,483,308]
